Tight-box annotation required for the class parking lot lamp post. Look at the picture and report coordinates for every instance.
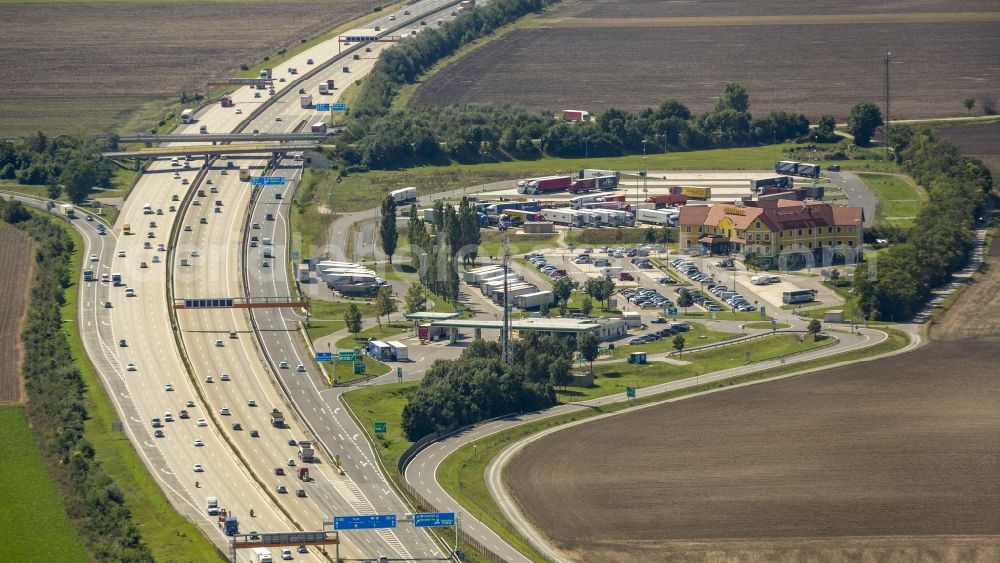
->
[584,137,589,169]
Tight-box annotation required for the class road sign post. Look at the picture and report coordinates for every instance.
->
[668,307,678,316]
[332,514,396,530]
[332,102,347,112]
[413,512,456,527]
[250,176,286,186]
[315,352,333,363]
[373,421,387,434]
[396,367,403,383]
[315,103,330,111]
[626,386,636,399]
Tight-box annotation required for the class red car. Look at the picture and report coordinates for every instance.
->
[619,272,635,281]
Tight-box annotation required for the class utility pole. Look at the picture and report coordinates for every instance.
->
[883,51,891,160]
[501,236,512,365]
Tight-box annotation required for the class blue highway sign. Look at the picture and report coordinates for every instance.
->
[332,102,347,112]
[333,514,396,530]
[315,103,330,111]
[315,352,333,362]
[414,512,456,528]
[250,176,286,186]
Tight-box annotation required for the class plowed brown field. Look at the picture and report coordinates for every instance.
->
[506,242,1000,560]
[936,121,1000,176]
[410,0,1000,120]
[0,226,34,404]
[0,1,379,136]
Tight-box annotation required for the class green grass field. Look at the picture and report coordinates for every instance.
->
[335,321,409,350]
[614,321,737,355]
[305,298,377,341]
[0,406,90,563]
[857,173,926,226]
[341,381,420,481]
[58,224,221,561]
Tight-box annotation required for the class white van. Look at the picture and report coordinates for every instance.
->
[750,275,770,285]
[262,237,272,246]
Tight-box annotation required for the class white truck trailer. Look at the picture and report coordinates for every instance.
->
[514,291,554,310]
[636,208,678,226]
[389,186,417,204]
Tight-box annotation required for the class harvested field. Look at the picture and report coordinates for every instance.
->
[410,0,1000,121]
[0,226,34,404]
[936,121,1000,176]
[0,1,379,137]
[505,239,1000,561]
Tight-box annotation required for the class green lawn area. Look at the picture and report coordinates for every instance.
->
[614,321,737,355]
[437,326,907,561]
[0,407,90,563]
[480,232,558,258]
[305,298,377,341]
[341,381,420,481]
[558,333,834,402]
[292,170,339,257]
[857,173,925,226]
[335,321,410,350]
[565,227,671,247]
[58,224,220,561]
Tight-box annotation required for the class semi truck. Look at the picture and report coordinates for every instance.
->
[259,68,272,80]
[541,207,583,227]
[774,160,820,178]
[300,94,313,108]
[220,95,234,107]
[318,83,329,94]
[311,121,327,133]
[562,109,590,122]
[389,187,417,204]
[459,0,475,8]
[180,109,194,124]
[488,200,540,214]
[516,175,573,195]
[60,204,76,218]
[749,175,793,192]
[646,194,688,208]
[270,408,284,428]
[252,547,273,563]
[206,497,219,515]
[223,515,239,536]
[514,291,554,310]
[636,208,678,226]
[668,185,711,199]
[298,440,315,462]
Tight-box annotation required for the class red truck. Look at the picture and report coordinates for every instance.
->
[569,178,598,194]
[517,175,573,195]
[562,109,590,122]
[646,194,688,208]
[220,95,234,107]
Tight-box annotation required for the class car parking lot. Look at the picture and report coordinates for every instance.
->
[670,258,758,313]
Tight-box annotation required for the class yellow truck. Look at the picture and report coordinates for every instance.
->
[669,185,712,200]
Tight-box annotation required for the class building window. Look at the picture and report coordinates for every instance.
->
[808,242,813,248]
[755,221,761,229]
[837,226,842,233]
[848,240,854,247]
[764,247,771,255]
[798,229,803,236]
[779,230,784,238]
[764,233,770,241]
[697,226,703,233]
[828,227,834,234]
[686,226,691,232]
[808,228,813,235]
[779,244,784,251]
[848,226,854,233]
[755,233,761,241]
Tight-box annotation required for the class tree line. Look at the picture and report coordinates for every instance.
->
[0,132,117,204]
[402,198,481,303]
[401,334,572,441]
[1,199,153,561]
[853,127,992,321]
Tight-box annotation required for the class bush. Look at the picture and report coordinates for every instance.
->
[277,48,286,55]
[239,63,249,71]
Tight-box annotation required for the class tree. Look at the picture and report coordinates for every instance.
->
[407,204,424,246]
[374,285,397,327]
[644,228,656,243]
[344,304,363,341]
[672,334,686,358]
[677,290,694,314]
[552,277,573,305]
[580,296,593,317]
[584,277,615,310]
[817,114,836,137]
[981,94,997,116]
[404,283,428,315]
[60,157,99,204]
[807,318,822,340]
[379,196,398,263]
[963,97,976,115]
[539,300,550,317]
[744,252,765,272]
[846,101,883,147]
[715,82,750,114]
[578,332,600,374]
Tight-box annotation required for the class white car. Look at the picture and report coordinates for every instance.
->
[205,374,214,383]
[287,458,296,467]
[191,250,199,257]
[278,361,289,369]
[215,339,223,347]
[152,256,161,263]
[163,412,173,422]
[281,548,292,560]
[247,400,257,407]
[89,254,99,262]
[197,418,207,427]
[193,439,204,447]
[219,406,230,415]
[193,464,204,473]
[127,363,137,371]
[235,108,243,114]
[220,373,231,381]
[296,364,306,373]
[117,250,126,258]
[165,383,174,392]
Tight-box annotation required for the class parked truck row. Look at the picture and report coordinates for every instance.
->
[774,160,821,179]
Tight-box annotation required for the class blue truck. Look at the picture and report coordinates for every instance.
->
[774,160,820,179]
[224,516,239,536]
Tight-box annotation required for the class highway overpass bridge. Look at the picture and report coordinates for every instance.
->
[111,132,332,146]
[104,142,321,169]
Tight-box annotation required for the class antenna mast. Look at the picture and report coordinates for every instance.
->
[884,51,891,160]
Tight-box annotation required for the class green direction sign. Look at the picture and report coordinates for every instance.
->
[396,367,403,382]
[338,351,356,361]
[374,421,387,434]
[626,386,636,399]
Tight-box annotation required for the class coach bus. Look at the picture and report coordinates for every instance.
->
[782,289,817,304]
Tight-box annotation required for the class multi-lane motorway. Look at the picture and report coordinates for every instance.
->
[86,1,474,561]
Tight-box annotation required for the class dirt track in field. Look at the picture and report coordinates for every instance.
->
[0,1,379,136]
[410,0,1000,121]
[506,229,1000,561]
[0,227,34,404]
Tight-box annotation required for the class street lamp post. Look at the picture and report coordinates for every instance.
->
[584,137,589,169]
[641,139,648,210]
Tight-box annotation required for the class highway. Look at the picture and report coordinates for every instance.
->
[82,0,476,560]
